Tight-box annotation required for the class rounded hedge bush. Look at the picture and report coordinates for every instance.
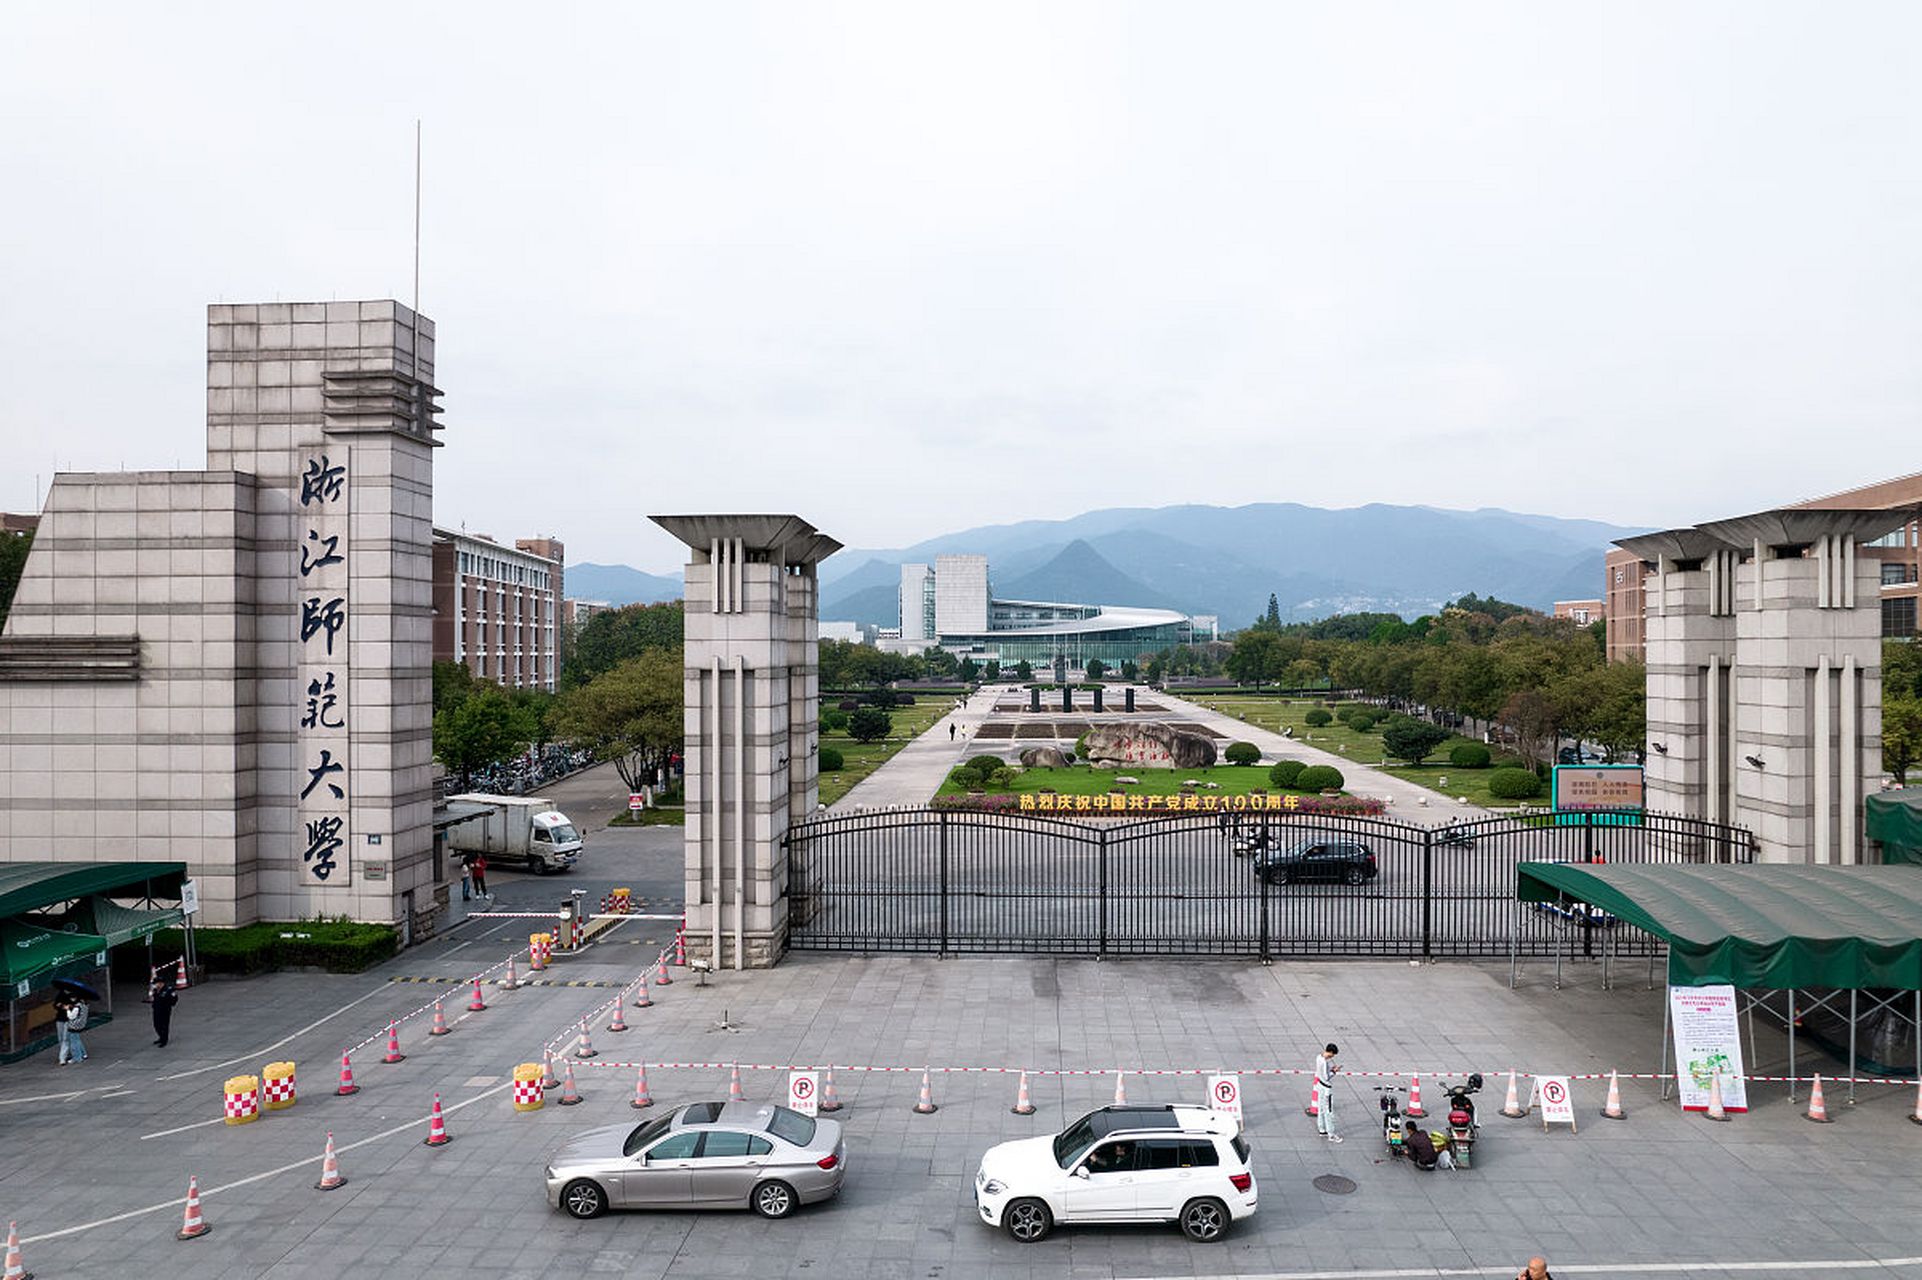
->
[818,746,844,772]
[837,699,861,712]
[1296,764,1345,792]
[1349,713,1377,733]
[1303,709,1333,728]
[1448,742,1492,769]
[1224,741,1261,767]
[965,754,1005,781]
[986,767,1017,789]
[1269,759,1306,789]
[893,692,917,706]
[820,708,849,732]
[1488,766,1543,799]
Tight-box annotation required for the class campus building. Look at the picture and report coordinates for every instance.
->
[430,528,561,692]
[1553,598,1604,626]
[888,553,1205,667]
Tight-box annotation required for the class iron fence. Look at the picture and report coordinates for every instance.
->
[782,808,1754,960]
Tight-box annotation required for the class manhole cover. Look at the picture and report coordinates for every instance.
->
[1312,1174,1357,1195]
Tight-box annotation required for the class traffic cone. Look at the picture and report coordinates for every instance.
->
[557,1062,583,1105]
[424,1092,452,1146]
[574,1018,597,1059]
[528,941,545,973]
[607,1000,629,1033]
[4,1220,31,1280]
[541,1049,558,1089]
[381,1020,405,1064]
[175,957,189,989]
[1012,1071,1036,1116]
[728,1065,746,1102]
[1909,1077,1922,1127]
[913,1070,939,1114]
[1806,1073,1832,1123]
[334,1051,360,1097]
[819,1068,843,1113]
[1601,1070,1626,1120]
[675,916,687,966]
[655,957,673,986]
[633,978,653,1009]
[315,1132,347,1190]
[468,976,487,1012]
[176,1175,211,1240]
[1705,1070,1731,1121]
[1405,1074,1427,1119]
[427,996,450,1037]
[500,956,519,991]
[1500,1070,1527,1118]
[1113,1072,1127,1105]
[1304,1077,1321,1118]
[630,1064,654,1109]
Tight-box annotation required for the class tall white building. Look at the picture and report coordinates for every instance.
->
[898,563,932,642]
[933,554,990,634]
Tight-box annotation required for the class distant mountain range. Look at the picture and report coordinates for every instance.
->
[568,502,1648,629]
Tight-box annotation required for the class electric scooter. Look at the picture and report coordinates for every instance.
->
[1375,1087,1406,1159]
[1441,1073,1483,1168]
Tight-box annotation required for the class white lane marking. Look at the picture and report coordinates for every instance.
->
[155,981,395,1081]
[138,1115,227,1140]
[444,939,475,954]
[0,1089,88,1106]
[24,1081,513,1244]
[1188,1260,1922,1280]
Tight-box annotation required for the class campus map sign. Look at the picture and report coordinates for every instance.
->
[1669,984,1748,1113]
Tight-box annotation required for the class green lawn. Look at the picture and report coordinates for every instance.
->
[816,698,956,806]
[1184,695,1538,810]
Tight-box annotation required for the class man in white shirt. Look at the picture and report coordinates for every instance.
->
[1314,1043,1341,1142]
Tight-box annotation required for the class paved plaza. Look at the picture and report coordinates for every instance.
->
[5,927,1922,1278]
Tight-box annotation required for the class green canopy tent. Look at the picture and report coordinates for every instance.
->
[1866,788,1922,866]
[1514,862,1922,1101]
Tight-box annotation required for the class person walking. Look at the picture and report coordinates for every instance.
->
[1314,1043,1341,1142]
[151,977,179,1047]
[61,997,89,1065]
[53,997,72,1065]
[469,853,489,899]
[949,723,957,741]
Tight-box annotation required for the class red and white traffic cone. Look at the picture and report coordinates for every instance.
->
[1113,1072,1127,1105]
[675,916,687,967]
[4,1220,31,1280]
[1806,1073,1831,1123]
[427,997,450,1037]
[500,956,519,991]
[557,1062,583,1106]
[315,1132,347,1190]
[574,1018,597,1059]
[1012,1071,1036,1116]
[819,1068,843,1113]
[468,976,487,1013]
[541,1049,558,1090]
[175,957,189,990]
[1500,1070,1526,1117]
[728,1065,746,1103]
[607,1000,629,1034]
[632,977,653,1009]
[1305,1077,1321,1118]
[1405,1074,1427,1119]
[176,1175,211,1240]
[1601,1070,1626,1120]
[913,1070,939,1114]
[335,1051,360,1097]
[528,942,545,973]
[1706,1070,1731,1122]
[381,1020,405,1064]
[630,1064,654,1109]
[655,957,673,986]
[424,1093,452,1146]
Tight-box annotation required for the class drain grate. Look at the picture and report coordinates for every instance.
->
[1312,1174,1357,1195]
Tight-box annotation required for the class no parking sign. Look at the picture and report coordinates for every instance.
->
[1537,1075,1577,1134]
[788,1070,820,1116]
[1208,1074,1242,1123]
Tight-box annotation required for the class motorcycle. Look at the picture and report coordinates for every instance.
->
[1441,1073,1483,1168]
[1375,1087,1407,1159]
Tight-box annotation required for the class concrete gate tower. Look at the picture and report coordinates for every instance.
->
[651,515,839,968]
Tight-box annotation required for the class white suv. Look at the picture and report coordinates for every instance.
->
[974,1105,1256,1243]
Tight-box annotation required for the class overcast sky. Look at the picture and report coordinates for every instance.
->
[3,3,1917,572]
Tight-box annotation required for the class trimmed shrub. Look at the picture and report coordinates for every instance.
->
[964,754,1005,782]
[820,708,849,733]
[129,922,397,977]
[861,690,895,707]
[893,692,917,706]
[1296,764,1345,792]
[986,767,1017,789]
[1224,741,1261,767]
[1448,743,1492,769]
[1348,712,1377,733]
[1269,759,1306,789]
[847,706,893,743]
[1303,709,1333,728]
[837,699,861,712]
[818,746,844,772]
[1488,766,1544,799]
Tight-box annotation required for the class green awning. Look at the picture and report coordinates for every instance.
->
[1517,862,1922,990]
[85,898,183,947]
[1867,788,1922,865]
[0,862,187,917]
[0,918,109,985]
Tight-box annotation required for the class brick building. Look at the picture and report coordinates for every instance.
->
[431,529,561,691]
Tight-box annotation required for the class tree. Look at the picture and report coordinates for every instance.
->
[1886,695,1922,785]
[1011,659,1033,682]
[984,660,1001,681]
[1498,689,1557,767]
[958,656,980,682]
[1142,656,1165,685]
[1381,719,1451,766]
[922,647,960,679]
[847,706,893,743]
[433,659,479,715]
[1120,660,1137,681]
[1227,631,1281,688]
[433,688,537,788]
[548,649,684,793]
[1084,658,1108,681]
[0,528,32,633]
[562,601,685,689]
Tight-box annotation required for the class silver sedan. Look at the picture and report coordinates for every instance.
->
[544,1101,847,1220]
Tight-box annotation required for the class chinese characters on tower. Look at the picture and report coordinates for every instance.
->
[297,453,351,885]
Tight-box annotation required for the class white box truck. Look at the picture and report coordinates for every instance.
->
[445,794,583,874]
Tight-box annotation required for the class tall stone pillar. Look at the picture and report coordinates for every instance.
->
[652,515,839,969]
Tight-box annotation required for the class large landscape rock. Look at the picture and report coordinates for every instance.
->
[1082,723,1217,769]
[1018,746,1071,769]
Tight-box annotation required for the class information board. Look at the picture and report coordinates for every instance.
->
[1553,765,1645,812]
[1669,984,1748,1112]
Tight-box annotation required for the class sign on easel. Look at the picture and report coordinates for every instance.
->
[1669,984,1748,1112]
[1207,1074,1242,1123]
[788,1070,820,1116]
[1537,1075,1577,1133]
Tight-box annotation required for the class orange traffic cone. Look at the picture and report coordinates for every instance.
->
[913,1069,939,1114]
[1601,1070,1626,1120]
[1405,1074,1427,1119]
[424,1092,452,1146]
[175,957,189,989]
[1304,1077,1321,1118]
[315,1132,346,1190]
[427,996,450,1037]
[1113,1072,1127,1105]
[335,1051,359,1097]
[1500,1070,1527,1117]
[4,1219,31,1280]
[540,1048,558,1089]
[468,976,487,1013]
[1806,1073,1832,1123]
[607,1000,628,1034]
[655,957,673,986]
[557,1062,583,1106]
[675,917,688,966]
[819,1068,843,1113]
[381,1020,405,1064]
[1705,1070,1731,1121]
[632,977,653,1009]
[630,1064,654,1109]
[176,1175,211,1240]
[574,1018,597,1059]
[728,1065,746,1103]
[528,941,545,973]
[1909,1077,1922,1127]
[500,956,519,991]
[1012,1071,1036,1116]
